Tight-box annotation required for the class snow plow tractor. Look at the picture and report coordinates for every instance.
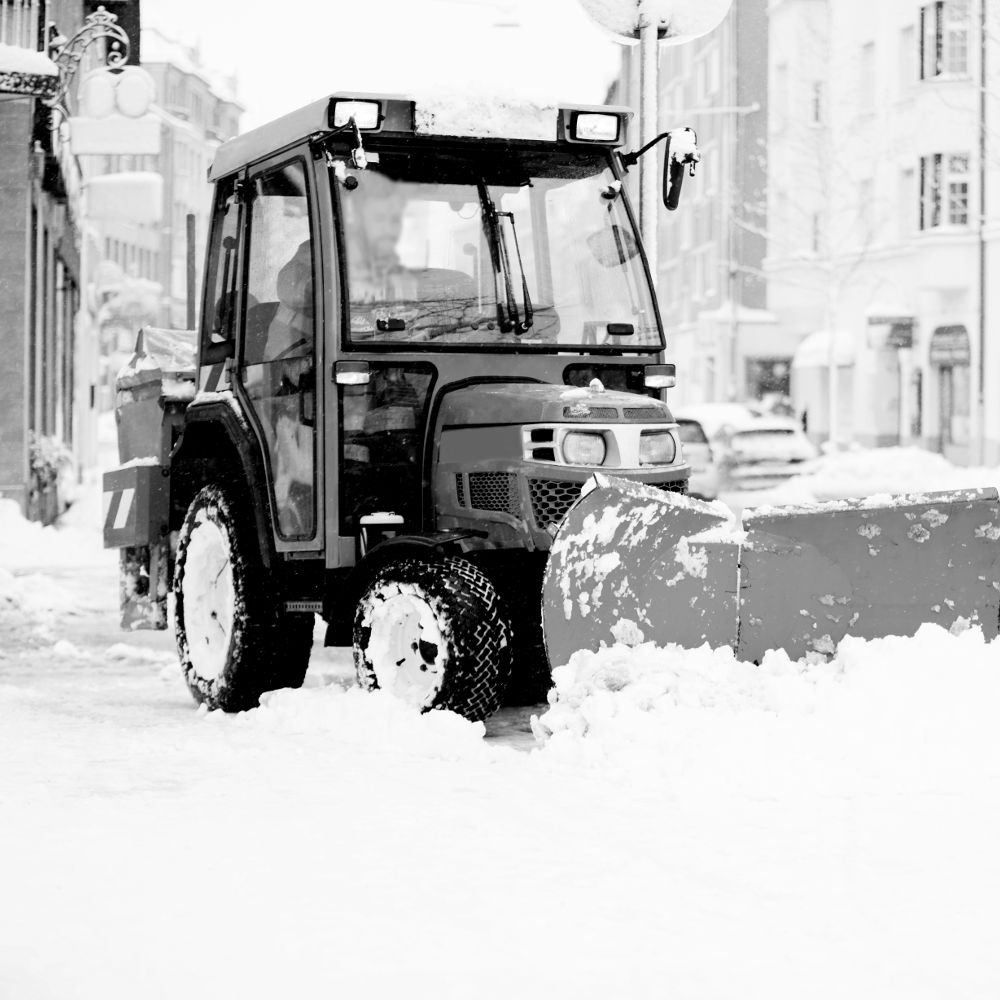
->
[103,92,1000,723]
[103,92,701,720]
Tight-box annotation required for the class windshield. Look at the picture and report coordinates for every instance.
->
[335,146,661,352]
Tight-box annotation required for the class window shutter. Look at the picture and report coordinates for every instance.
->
[932,153,942,227]
[919,5,925,79]
[919,155,926,229]
[934,1,944,76]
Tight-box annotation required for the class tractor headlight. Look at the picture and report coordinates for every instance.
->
[639,430,677,466]
[562,431,607,466]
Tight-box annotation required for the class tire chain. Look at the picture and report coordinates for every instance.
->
[355,556,511,723]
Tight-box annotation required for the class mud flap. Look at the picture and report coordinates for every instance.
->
[542,477,1000,668]
[104,465,172,631]
[120,542,170,631]
[542,476,741,670]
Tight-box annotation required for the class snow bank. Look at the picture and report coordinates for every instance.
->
[763,445,1000,507]
[0,496,107,571]
[208,682,500,764]
[533,622,1000,794]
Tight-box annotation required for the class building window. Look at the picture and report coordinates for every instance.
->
[920,0,970,79]
[811,213,823,254]
[899,25,916,92]
[860,42,875,111]
[899,167,916,238]
[919,153,969,228]
[774,62,789,129]
[704,248,717,298]
[774,190,788,241]
[859,178,874,230]
[708,48,720,95]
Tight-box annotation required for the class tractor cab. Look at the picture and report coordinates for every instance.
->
[192,92,686,567]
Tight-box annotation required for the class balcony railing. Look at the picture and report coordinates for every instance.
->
[0,0,39,50]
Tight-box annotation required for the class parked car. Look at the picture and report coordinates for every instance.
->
[676,404,818,493]
[674,416,720,499]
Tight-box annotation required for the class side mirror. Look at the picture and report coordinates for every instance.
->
[663,128,700,211]
[664,159,686,211]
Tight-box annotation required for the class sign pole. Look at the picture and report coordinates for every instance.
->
[639,12,658,287]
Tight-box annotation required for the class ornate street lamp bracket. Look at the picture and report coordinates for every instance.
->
[44,5,130,116]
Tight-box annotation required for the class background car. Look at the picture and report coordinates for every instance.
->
[674,415,720,499]
[676,403,818,493]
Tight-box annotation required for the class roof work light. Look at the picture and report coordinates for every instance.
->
[571,112,621,143]
[330,99,382,130]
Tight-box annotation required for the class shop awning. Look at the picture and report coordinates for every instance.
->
[929,325,970,365]
[791,329,855,369]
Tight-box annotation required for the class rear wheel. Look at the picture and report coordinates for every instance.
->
[353,556,511,722]
[174,484,313,712]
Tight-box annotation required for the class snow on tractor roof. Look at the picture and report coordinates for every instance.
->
[209,91,632,180]
[414,92,558,142]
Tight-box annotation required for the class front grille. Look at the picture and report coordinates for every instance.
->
[623,407,661,419]
[468,472,521,516]
[653,479,689,495]
[562,405,619,420]
[455,474,466,507]
[527,477,688,532]
[528,479,583,530]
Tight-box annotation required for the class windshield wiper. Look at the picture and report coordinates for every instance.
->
[478,182,519,334]
[497,210,533,333]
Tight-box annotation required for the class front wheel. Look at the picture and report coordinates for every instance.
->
[174,484,313,712]
[353,556,511,722]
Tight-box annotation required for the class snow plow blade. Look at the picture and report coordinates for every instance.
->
[542,476,1000,669]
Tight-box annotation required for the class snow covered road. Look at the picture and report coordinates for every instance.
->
[3,446,1000,998]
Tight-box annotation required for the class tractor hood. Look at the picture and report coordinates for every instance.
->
[438,382,675,427]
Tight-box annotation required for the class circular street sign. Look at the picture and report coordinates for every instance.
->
[578,0,733,42]
[79,70,116,118]
[115,67,156,118]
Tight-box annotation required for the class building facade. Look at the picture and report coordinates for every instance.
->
[82,25,242,401]
[612,0,778,408]
[768,0,1000,462]
[0,0,88,521]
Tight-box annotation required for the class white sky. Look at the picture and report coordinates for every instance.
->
[141,0,630,129]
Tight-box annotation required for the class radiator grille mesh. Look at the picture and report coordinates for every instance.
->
[468,472,521,516]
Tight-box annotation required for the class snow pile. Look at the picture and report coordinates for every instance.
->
[0,495,107,571]
[773,445,1000,503]
[214,683,499,763]
[533,622,1000,795]
[414,92,558,141]
[105,642,177,665]
[0,42,58,76]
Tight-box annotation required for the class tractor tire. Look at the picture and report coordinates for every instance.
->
[353,556,511,722]
[174,484,313,712]
[485,556,552,706]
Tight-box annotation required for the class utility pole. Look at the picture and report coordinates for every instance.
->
[639,12,659,285]
[576,0,734,316]
[977,0,987,463]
